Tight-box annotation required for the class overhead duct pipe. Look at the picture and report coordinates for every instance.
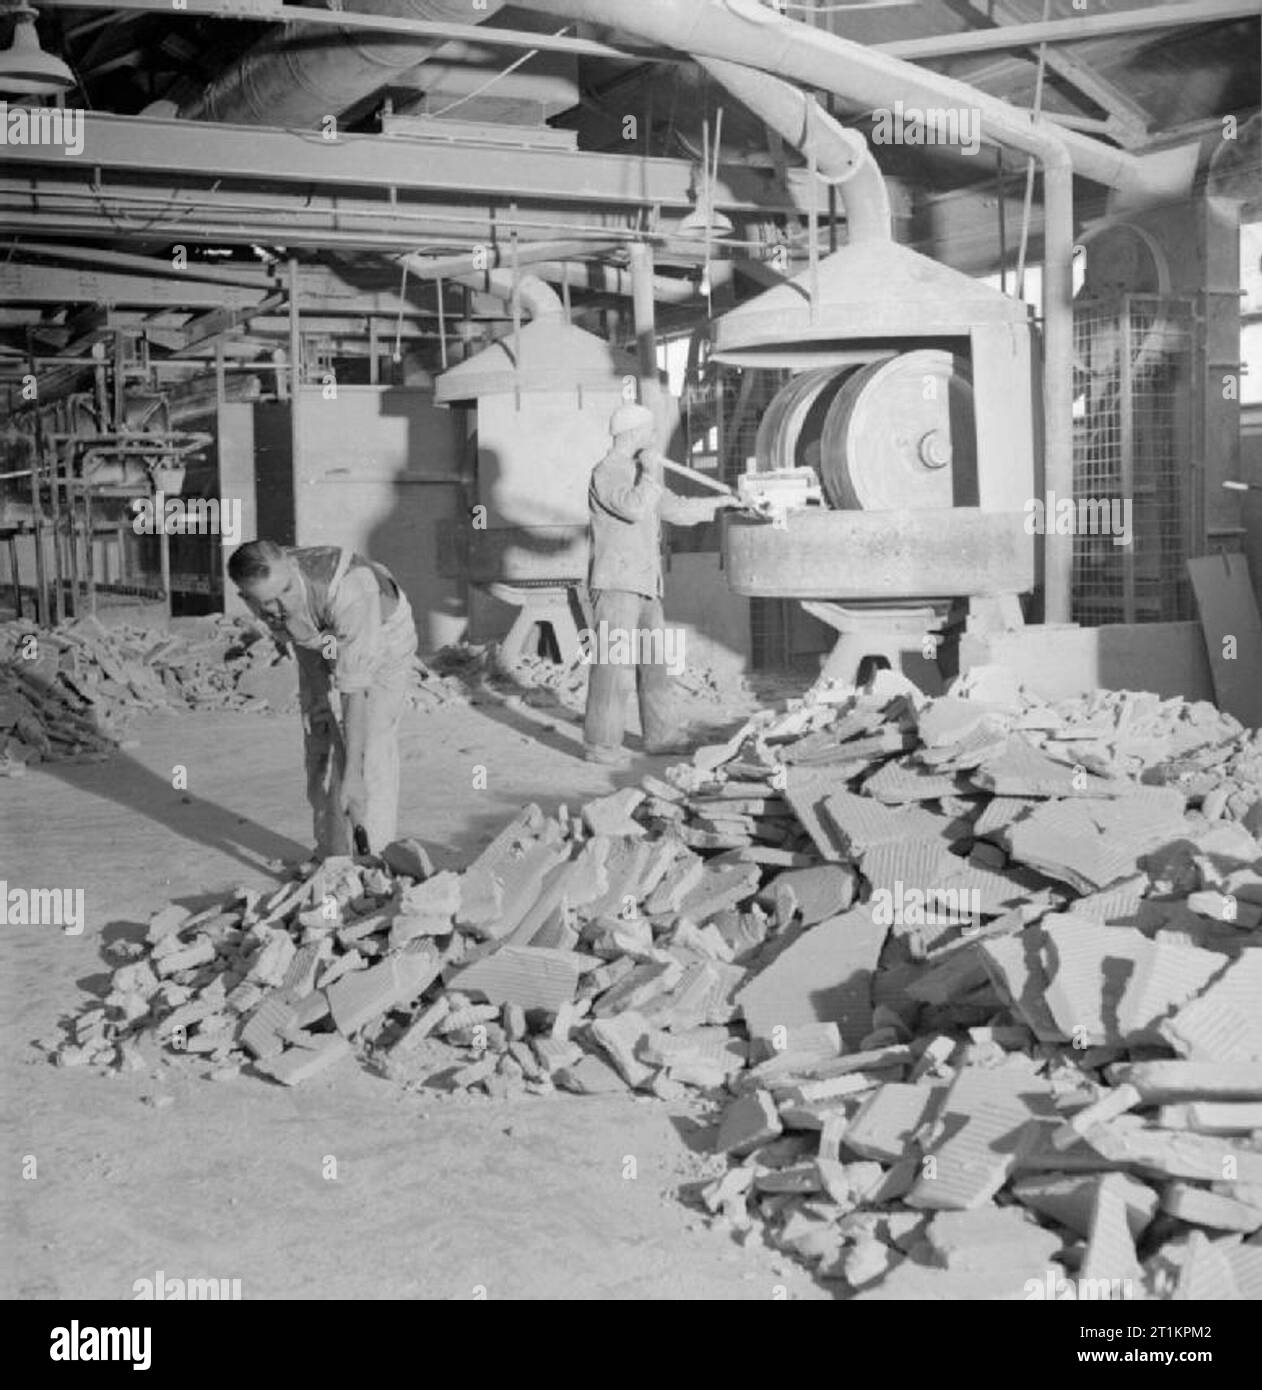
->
[180,0,507,127]
[696,58,891,245]
[515,0,1153,192]
[400,239,621,282]
[403,248,728,302]
[515,0,1160,624]
[394,40,580,121]
[473,259,730,302]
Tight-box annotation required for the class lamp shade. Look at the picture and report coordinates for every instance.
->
[0,8,75,97]
[677,205,734,239]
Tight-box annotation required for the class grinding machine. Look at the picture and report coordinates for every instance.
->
[716,238,1038,682]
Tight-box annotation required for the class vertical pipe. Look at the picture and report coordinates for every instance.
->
[701,115,712,311]
[807,94,820,325]
[1041,155,1075,624]
[27,388,47,624]
[48,443,64,626]
[8,533,21,621]
[709,106,724,305]
[84,482,96,617]
[25,341,47,625]
[509,214,522,411]
[392,261,409,368]
[1017,7,1052,302]
[997,149,1008,297]
[436,277,448,372]
[93,348,109,431]
[289,259,302,399]
[159,525,171,620]
[368,316,379,384]
[644,79,653,159]
[212,346,226,616]
[629,242,661,424]
[288,258,302,537]
[112,331,126,430]
[824,81,838,255]
[1119,297,1136,623]
[67,474,80,618]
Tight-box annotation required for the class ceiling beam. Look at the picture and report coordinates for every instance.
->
[24,304,110,353]
[964,0,1151,149]
[37,0,680,63]
[141,319,451,353]
[0,113,797,215]
[0,265,266,309]
[2,240,279,289]
[882,1,1259,58]
[37,0,1258,64]
[0,242,622,318]
[172,292,286,354]
[57,307,115,358]
[0,203,663,252]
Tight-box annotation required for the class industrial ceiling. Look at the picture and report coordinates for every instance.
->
[0,0,1258,399]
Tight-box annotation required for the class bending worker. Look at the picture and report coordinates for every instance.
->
[227,540,417,858]
[584,402,739,766]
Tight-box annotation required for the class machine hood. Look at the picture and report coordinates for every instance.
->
[714,240,1030,364]
[435,318,637,401]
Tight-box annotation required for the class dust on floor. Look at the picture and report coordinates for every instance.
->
[0,690,825,1300]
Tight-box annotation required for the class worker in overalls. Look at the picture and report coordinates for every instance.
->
[584,403,739,766]
[227,539,417,858]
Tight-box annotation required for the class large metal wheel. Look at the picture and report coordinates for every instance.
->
[753,365,857,473]
[818,349,975,511]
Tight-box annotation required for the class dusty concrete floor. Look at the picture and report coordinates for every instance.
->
[1,685,828,1300]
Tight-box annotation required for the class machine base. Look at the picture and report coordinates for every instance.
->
[722,508,1034,599]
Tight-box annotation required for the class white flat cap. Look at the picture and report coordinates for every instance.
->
[609,402,656,436]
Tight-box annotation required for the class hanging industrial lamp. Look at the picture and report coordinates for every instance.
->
[0,5,75,97]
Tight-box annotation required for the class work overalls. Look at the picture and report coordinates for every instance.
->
[269,546,417,857]
[584,450,714,755]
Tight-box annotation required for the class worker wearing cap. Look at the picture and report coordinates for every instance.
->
[227,539,417,858]
[584,402,740,766]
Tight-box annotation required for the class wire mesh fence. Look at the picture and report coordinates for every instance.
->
[1071,294,1199,625]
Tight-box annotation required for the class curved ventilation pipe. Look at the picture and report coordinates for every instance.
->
[476,272,567,320]
[180,0,507,127]
[697,57,891,245]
